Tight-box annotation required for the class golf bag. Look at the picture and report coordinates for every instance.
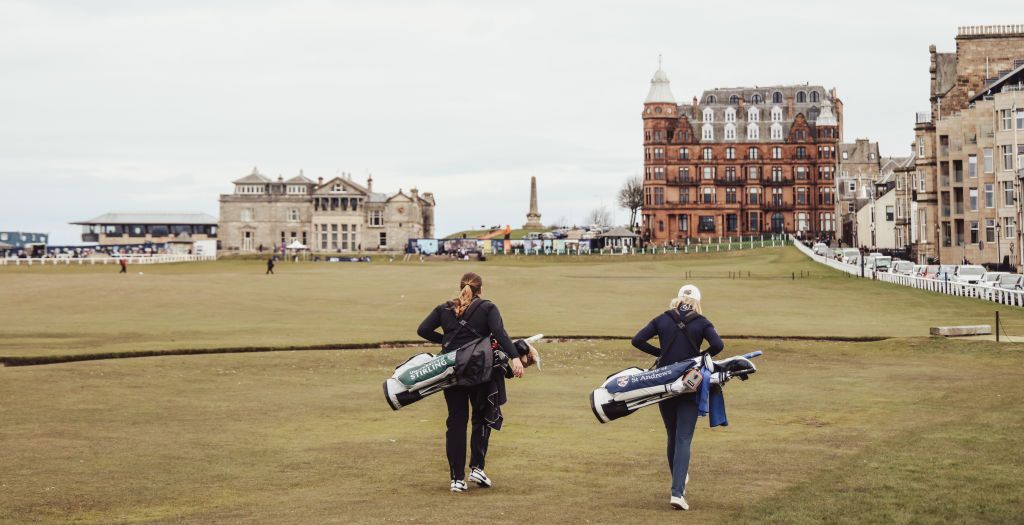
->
[590,351,761,423]
[384,334,542,410]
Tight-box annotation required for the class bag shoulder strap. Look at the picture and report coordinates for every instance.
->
[664,309,702,354]
[443,299,489,350]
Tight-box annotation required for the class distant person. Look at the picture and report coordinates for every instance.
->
[118,257,127,274]
[631,285,723,511]
[266,257,275,275]
[416,272,527,493]
[258,244,264,254]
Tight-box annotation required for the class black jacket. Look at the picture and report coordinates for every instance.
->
[417,299,523,358]
[631,309,724,366]
[417,298,519,431]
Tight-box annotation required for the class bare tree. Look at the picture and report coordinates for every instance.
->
[585,206,612,227]
[617,175,643,228]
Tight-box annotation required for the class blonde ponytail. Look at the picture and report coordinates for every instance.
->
[669,294,702,315]
[452,272,483,317]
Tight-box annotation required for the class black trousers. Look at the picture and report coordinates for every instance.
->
[443,383,491,481]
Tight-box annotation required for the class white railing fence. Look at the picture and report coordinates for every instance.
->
[0,254,217,267]
[790,236,1024,307]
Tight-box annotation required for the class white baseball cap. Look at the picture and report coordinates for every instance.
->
[677,284,701,302]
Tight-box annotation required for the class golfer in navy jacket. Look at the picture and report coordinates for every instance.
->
[631,284,723,511]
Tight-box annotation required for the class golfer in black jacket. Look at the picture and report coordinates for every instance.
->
[631,284,723,511]
[417,272,526,493]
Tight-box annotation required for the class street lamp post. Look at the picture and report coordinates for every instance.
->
[1017,168,1024,270]
[996,222,1002,270]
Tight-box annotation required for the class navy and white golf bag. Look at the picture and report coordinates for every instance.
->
[590,351,761,423]
[384,334,542,410]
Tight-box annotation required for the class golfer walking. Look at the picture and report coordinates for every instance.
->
[416,272,527,493]
[631,285,723,510]
[266,257,274,275]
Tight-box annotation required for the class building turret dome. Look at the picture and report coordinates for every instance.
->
[645,61,676,104]
[815,97,838,126]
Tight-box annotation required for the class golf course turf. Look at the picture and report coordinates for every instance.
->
[1,246,1022,523]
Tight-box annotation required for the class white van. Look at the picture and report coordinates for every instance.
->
[812,243,829,256]
[839,248,860,263]
[870,256,892,272]
[952,265,986,285]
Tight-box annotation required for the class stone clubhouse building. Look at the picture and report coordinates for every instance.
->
[218,168,435,253]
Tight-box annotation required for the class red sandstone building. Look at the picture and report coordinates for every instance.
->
[641,66,843,243]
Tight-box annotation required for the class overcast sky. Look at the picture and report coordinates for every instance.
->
[1,0,1016,243]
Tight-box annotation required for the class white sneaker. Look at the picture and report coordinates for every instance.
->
[469,468,492,488]
[450,479,468,492]
[670,495,689,510]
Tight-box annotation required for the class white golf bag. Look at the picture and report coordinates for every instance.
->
[384,334,542,410]
[590,351,761,423]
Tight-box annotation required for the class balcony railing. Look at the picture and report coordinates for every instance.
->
[715,177,744,186]
[667,177,700,186]
[763,178,795,186]
[916,111,931,124]
[766,202,794,211]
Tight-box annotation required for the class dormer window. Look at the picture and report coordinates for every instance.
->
[770,123,783,141]
[748,108,759,122]
[752,94,763,104]
[770,106,783,121]
[724,123,736,140]
[701,124,713,141]
[332,184,344,192]
[747,123,759,140]
[724,107,736,122]
[796,91,806,103]
[703,108,714,122]
[772,91,783,104]
[706,95,716,104]
[809,91,820,103]
[287,185,307,194]
[729,95,739,104]
[236,184,264,195]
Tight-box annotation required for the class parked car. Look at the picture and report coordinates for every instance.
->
[892,261,915,275]
[812,243,829,256]
[997,274,1024,291]
[952,265,986,284]
[912,265,925,277]
[923,265,940,278]
[980,271,1010,287]
[838,248,860,263]
[870,256,892,272]
[935,265,957,280]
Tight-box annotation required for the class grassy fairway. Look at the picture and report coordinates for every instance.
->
[1,247,1022,360]
[1,247,1023,523]
[1,339,1021,523]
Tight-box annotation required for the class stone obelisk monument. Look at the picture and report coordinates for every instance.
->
[523,176,544,229]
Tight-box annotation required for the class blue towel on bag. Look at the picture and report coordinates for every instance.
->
[696,366,728,427]
[709,386,728,427]
[697,367,711,416]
